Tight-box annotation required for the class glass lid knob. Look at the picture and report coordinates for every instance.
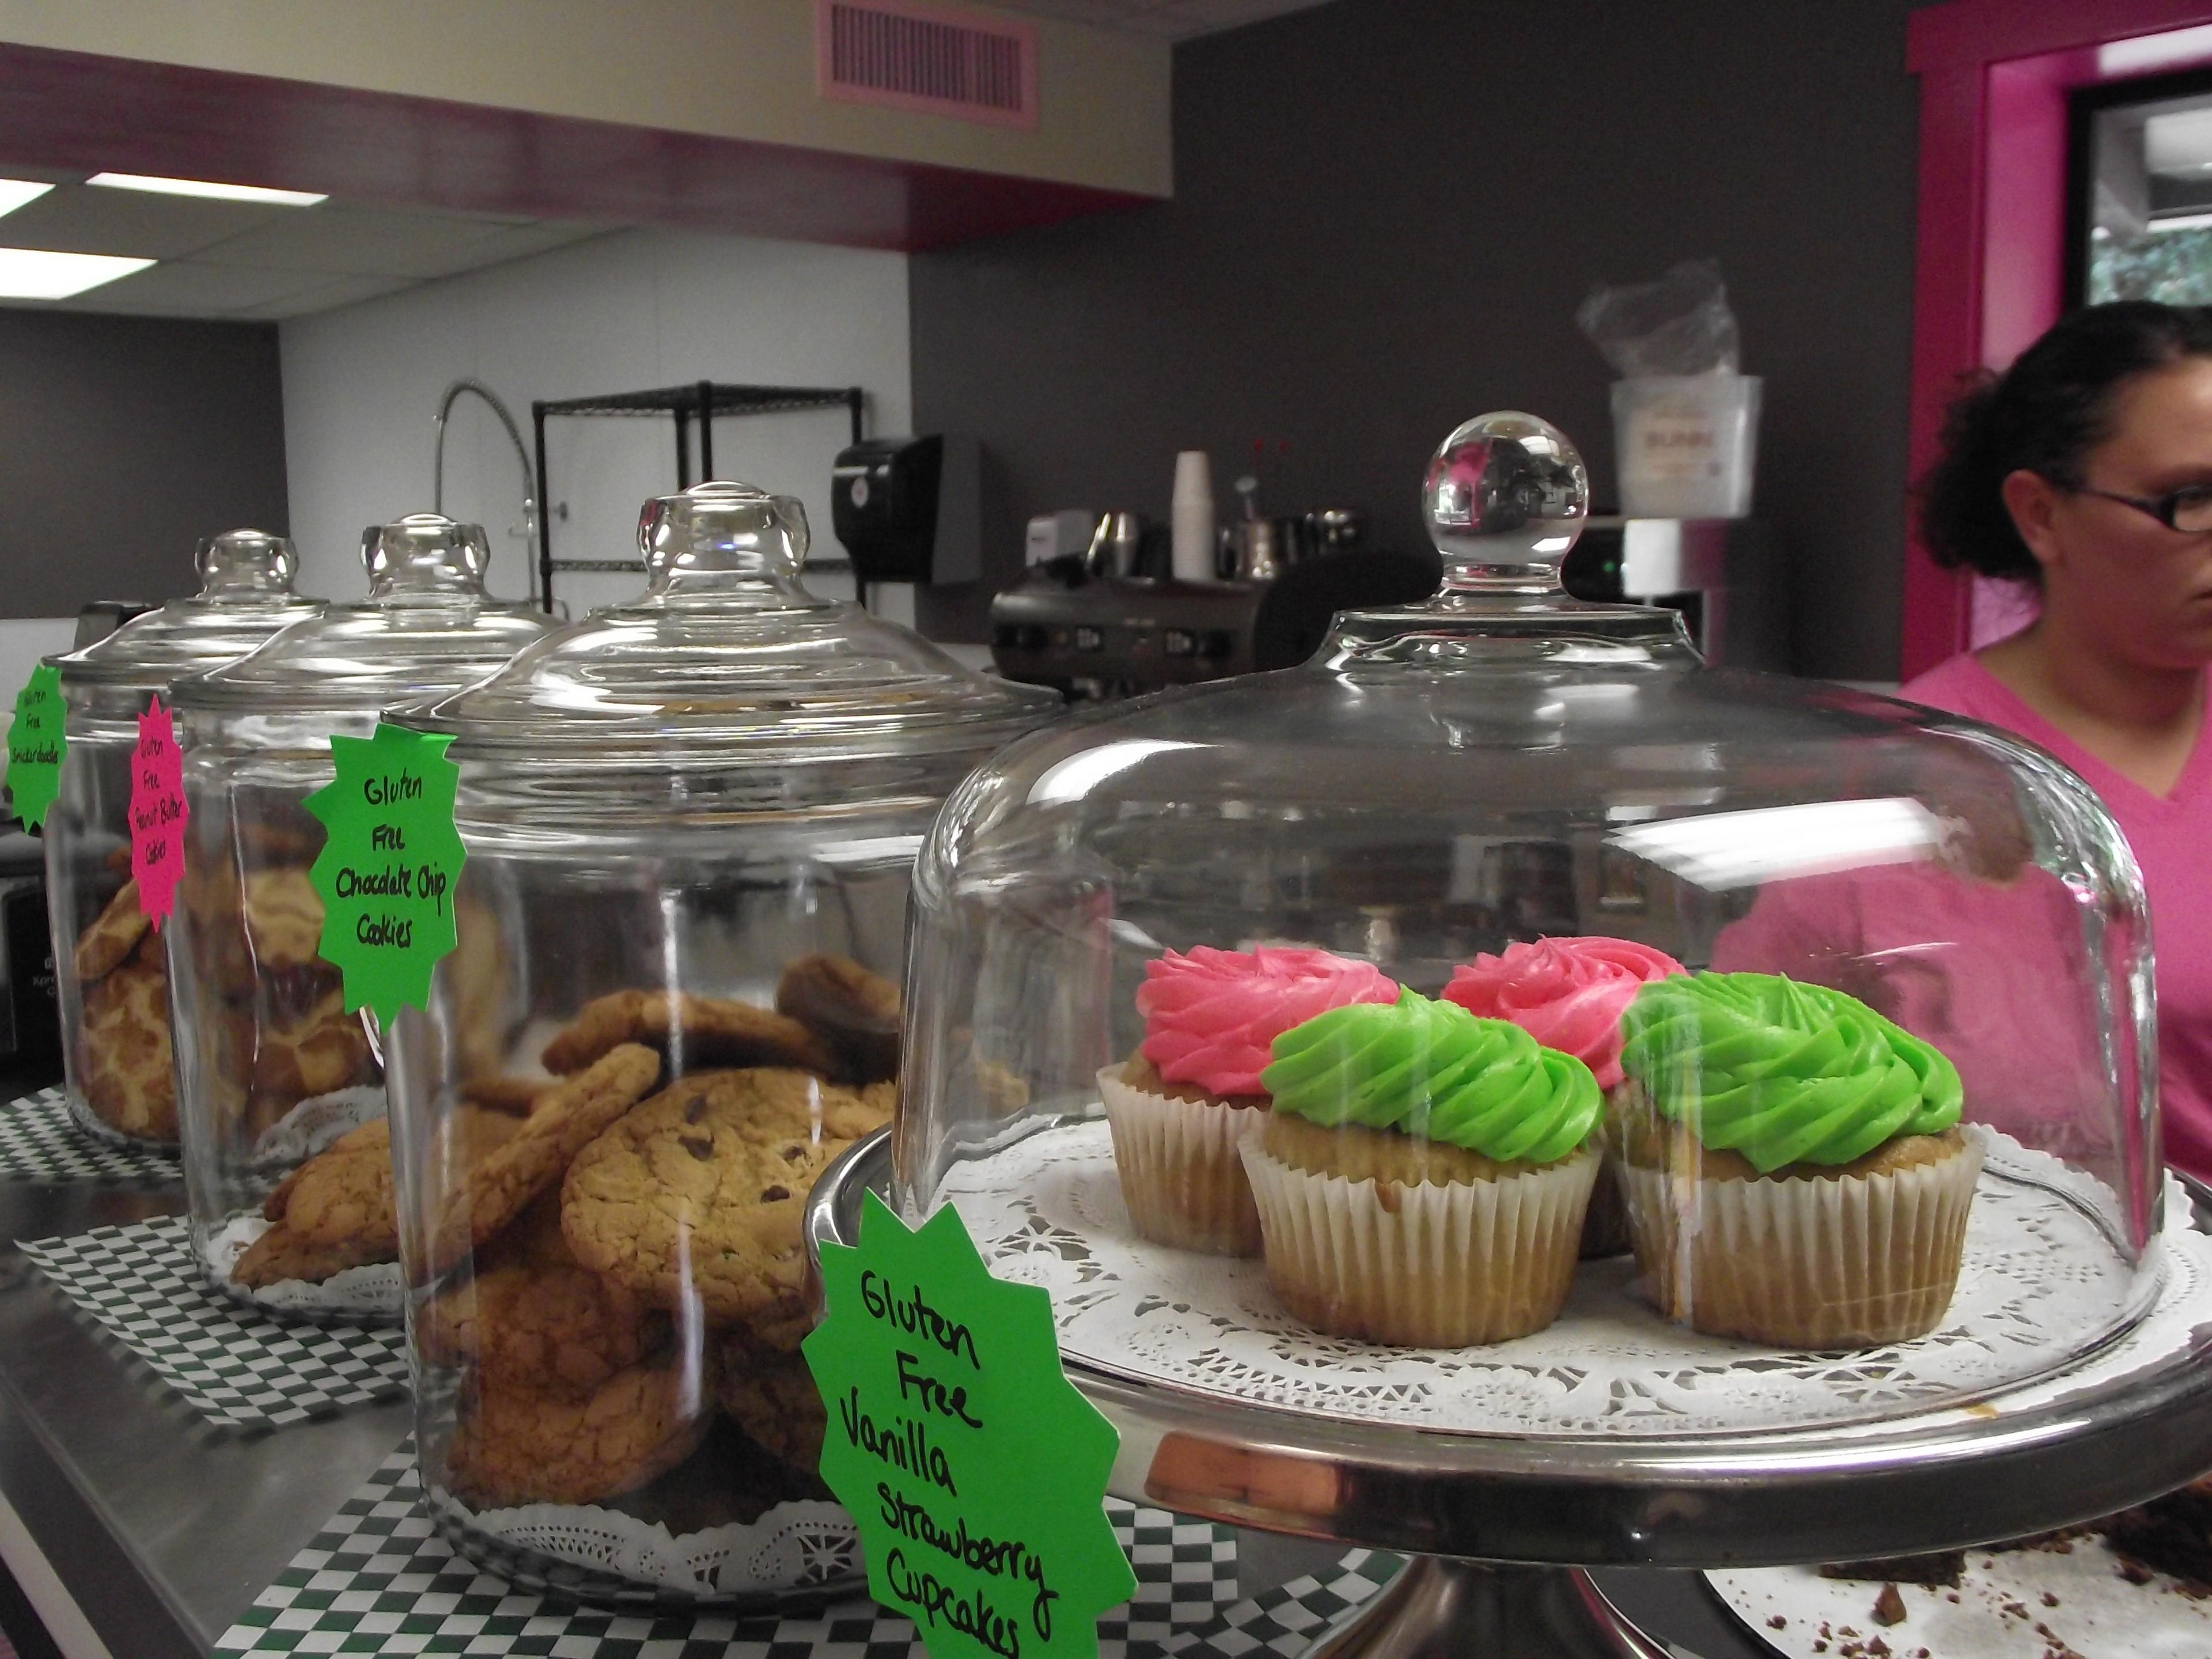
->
[1423,411,1590,595]
[639,479,812,593]
[362,513,492,597]
[195,528,300,595]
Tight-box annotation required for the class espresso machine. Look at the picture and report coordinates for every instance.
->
[990,509,1438,699]
[1562,516,1784,669]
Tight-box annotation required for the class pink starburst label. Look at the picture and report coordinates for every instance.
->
[130,696,188,927]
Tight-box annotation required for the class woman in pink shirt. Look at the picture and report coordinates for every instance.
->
[1899,301,2212,1182]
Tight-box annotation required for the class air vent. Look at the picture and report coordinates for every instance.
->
[816,0,1037,130]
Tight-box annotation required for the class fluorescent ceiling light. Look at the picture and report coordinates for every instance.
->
[0,248,155,300]
[0,180,53,219]
[86,172,325,207]
[2153,212,2212,234]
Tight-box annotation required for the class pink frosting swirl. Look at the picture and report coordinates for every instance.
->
[1442,936,1686,1089]
[1137,946,1399,1097]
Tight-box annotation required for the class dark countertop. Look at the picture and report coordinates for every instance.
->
[0,1078,1763,1659]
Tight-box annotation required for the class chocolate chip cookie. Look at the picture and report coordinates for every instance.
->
[559,1067,895,1331]
[272,1116,396,1250]
[232,1222,393,1289]
[540,989,837,1078]
[459,1074,554,1115]
[775,953,901,1085]
[717,1331,827,1471]
[239,1110,514,1288]
[444,1351,714,1508]
[423,1259,662,1399]
[428,1044,662,1276]
[73,880,150,983]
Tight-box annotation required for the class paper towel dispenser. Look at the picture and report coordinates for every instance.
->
[830,434,979,586]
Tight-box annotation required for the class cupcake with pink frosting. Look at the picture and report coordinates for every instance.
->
[1444,936,1685,1256]
[1100,945,1398,1255]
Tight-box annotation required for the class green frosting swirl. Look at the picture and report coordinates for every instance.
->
[1616,972,1963,1173]
[1260,988,1600,1164]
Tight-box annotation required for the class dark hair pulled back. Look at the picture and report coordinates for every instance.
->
[1919,301,2212,582]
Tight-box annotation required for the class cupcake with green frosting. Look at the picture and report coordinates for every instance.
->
[1613,971,1980,1349]
[1242,988,1602,1346]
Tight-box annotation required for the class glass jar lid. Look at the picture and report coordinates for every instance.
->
[55,529,324,691]
[399,480,1056,766]
[171,514,556,714]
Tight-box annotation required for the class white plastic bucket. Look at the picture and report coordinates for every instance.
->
[1611,374,1762,519]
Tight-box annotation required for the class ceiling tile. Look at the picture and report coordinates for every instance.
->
[454,220,613,267]
[0,182,286,258]
[1101,10,1194,36]
[190,204,524,277]
[0,162,86,187]
[60,259,333,316]
[1155,0,1333,30]
[230,272,418,319]
[986,0,1157,25]
[986,0,1330,36]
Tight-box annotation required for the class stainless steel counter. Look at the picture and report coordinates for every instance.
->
[0,1077,1760,1659]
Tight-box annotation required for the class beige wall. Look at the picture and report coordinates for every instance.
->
[0,0,1172,197]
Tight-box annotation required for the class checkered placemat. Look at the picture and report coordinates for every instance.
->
[0,1086,179,1183]
[214,1442,1255,1658]
[1165,1550,1402,1658]
[18,1213,408,1429]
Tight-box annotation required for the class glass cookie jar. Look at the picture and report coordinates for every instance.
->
[44,530,323,1148]
[166,516,555,1323]
[380,480,1055,1606]
[894,412,2164,1450]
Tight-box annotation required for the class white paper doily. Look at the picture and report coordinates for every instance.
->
[248,1085,388,1171]
[939,1121,2190,1438]
[1710,1540,2212,1659]
[201,1212,403,1319]
[453,1492,860,1597]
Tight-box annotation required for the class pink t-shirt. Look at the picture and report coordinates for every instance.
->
[1899,652,2212,1181]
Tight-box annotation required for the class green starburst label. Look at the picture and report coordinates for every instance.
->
[303,722,466,1024]
[5,663,66,831]
[806,1194,1135,1659]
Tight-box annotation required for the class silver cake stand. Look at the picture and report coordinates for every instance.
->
[810,1131,2212,1658]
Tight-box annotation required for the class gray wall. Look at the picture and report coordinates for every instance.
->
[911,0,1923,680]
[0,309,287,617]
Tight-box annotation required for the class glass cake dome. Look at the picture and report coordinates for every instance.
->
[895,412,2162,1439]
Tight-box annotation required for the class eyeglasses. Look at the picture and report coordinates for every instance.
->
[2066,482,2212,533]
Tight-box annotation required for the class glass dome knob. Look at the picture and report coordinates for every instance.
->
[639,479,812,593]
[1422,411,1590,594]
[362,513,492,596]
[195,528,300,594]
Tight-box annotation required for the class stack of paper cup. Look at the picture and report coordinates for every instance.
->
[1171,451,1215,583]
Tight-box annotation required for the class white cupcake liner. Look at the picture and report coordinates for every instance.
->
[1097,1061,1264,1256]
[1614,1131,1984,1349]
[1240,1137,1598,1347]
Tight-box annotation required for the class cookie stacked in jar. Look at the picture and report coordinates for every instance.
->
[381,480,1054,1605]
[166,516,555,1320]
[42,530,323,1148]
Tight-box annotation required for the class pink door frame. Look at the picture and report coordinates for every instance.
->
[1902,0,2212,678]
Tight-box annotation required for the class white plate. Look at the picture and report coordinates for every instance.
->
[1710,1533,2212,1659]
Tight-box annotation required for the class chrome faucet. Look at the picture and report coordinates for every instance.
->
[433,378,539,605]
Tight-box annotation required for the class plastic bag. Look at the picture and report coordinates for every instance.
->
[1576,259,1739,377]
